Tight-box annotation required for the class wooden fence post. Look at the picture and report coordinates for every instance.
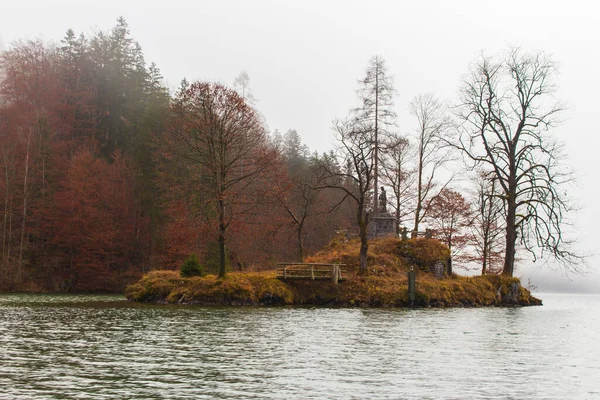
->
[408,266,416,306]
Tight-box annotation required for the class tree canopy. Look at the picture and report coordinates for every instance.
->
[0,20,581,290]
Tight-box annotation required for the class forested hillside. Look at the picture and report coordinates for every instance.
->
[0,19,356,291]
[0,18,577,291]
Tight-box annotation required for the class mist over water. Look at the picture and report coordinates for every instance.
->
[0,294,598,399]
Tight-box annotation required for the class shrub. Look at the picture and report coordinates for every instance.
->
[180,254,205,277]
[396,238,450,272]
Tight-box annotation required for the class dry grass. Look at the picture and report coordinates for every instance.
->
[307,236,450,276]
[126,237,541,307]
[125,270,293,305]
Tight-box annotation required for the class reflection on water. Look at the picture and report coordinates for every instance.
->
[0,293,598,399]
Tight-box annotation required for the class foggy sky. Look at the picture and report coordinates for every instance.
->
[2,0,599,293]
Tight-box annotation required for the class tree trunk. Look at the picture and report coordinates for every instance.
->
[2,150,10,266]
[503,198,517,276]
[481,203,490,275]
[373,67,379,213]
[6,195,13,270]
[69,252,75,292]
[359,227,368,275]
[297,225,304,262]
[413,202,421,233]
[413,158,424,233]
[395,196,401,235]
[481,243,488,275]
[17,134,31,284]
[218,197,227,279]
[358,206,369,274]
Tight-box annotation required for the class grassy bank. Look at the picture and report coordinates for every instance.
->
[125,237,541,307]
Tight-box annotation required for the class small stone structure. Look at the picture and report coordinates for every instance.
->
[432,261,445,279]
[369,212,397,238]
[369,186,396,238]
[368,187,397,238]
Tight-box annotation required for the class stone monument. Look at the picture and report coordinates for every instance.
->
[369,186,397,238]
[379,186,387,213]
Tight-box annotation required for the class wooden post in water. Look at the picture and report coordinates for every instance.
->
[311,265,315,280]
[408,266,416,306]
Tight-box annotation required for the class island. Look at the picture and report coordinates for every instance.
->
[125,237,541,307]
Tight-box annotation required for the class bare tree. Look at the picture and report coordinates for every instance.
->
[470,171,505,274]
[454,48,581,276]
[272,130,320,261]
[380,133,415,232]
[233,71,256,106]
[354,56,396,212]
[410,93,452,233]
[319,118,374,274]
[273,176,314,262]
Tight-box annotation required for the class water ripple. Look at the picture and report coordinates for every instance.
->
[0,294,599,399]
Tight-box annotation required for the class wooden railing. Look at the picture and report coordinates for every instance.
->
[276,263,347,284]
[399,228,434,240]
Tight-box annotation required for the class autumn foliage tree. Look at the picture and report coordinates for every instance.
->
[427,188,474,273]
[3,19,574,293]
[0,19,169,291]
[0,39,64,287]
[51,150,140,291]
[166,81,277,278]
[1,19,358,290]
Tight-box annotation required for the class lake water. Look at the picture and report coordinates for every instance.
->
[0,293,598,399]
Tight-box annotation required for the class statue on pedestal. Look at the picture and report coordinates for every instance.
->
[369,186,395,239]
[378,186,387,213]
